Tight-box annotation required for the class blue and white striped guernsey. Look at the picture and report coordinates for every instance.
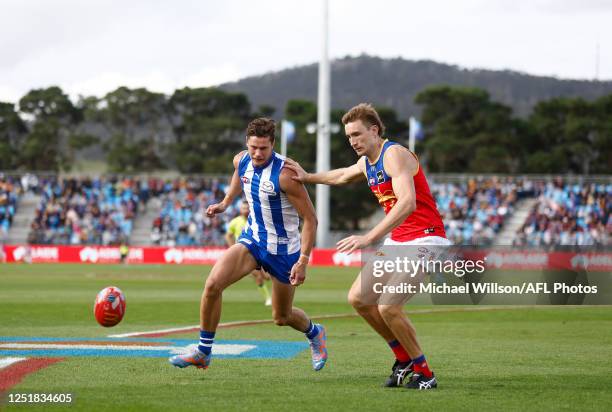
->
[238,151,301,255]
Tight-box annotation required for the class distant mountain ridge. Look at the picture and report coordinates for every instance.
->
[220,54,612,118]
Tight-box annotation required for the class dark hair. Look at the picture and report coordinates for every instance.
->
[341,103,385,137]
[246,118,276,142]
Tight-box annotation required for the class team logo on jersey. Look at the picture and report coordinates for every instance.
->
[261,180,276,194]
[376,170,385,183]
[241,176,250,184]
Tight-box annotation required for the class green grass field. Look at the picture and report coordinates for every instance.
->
[1,263,611,411]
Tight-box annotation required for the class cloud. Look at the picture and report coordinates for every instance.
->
[0,0,610,103]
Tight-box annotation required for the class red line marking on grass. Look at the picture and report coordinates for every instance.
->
[0,357,65,393]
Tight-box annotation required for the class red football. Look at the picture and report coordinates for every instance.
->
[94,286,126,327]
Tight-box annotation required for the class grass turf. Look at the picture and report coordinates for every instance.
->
[1,264,611,411]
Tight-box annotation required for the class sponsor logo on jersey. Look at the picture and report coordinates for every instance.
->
[261,180,275,194]
[376,170,385,183]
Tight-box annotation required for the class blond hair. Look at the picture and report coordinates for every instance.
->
[341,103,385,136]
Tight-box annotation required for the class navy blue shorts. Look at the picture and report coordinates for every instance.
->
[238,233,300,284]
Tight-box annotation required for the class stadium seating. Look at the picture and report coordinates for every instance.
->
[28,177,140,245]
[430,177,525,245]
[0,174,22,238]
[513,179,611,248]
[9,173,607,248]
[150,177,240,246]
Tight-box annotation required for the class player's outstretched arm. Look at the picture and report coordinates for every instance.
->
[336,146,417,253]
[279,168,318,286]
[284,158,365,186]
[206,151,245,217]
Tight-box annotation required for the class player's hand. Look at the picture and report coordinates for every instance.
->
[289,260,307,286]
[283,158,308,183]
[336,235,371,254]
[206,202,227,217]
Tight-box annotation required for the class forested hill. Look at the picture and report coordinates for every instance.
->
[220,54,612,118]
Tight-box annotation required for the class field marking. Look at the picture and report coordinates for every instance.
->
[107,314,358,338]
[108,306,566,338]
[0,343,255,356]
[0,356,27,369]
[108,326,207,338]
[0,357,64,392]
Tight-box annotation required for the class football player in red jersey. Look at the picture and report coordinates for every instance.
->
[285,103,450,390]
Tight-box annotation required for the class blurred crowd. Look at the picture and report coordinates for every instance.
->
[28,177,140,245]
[513,179,611,248]
[0,174,22,238]
[431,177,530,245]
[150,177,239,246]
[0,172,605,249]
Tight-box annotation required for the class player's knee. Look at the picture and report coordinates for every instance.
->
[348,290,365,310]
[377,304,401,320]
[272,311,290,326]
[204,278,223,299]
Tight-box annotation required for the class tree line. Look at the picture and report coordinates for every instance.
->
[415,86,611,174]
[1,85,610,228]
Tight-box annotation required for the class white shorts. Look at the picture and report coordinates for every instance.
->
[384,235,452,246]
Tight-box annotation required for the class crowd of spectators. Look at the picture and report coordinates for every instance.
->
[513,179,611,248]
[3,172,607,249]
[150,177,239,246]
[27,177,141,245]
[431,177,529,245]
[0,174,22,239]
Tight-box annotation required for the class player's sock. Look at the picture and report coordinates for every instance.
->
[198,330,215,355]
[387,339,411,363]
[258,284,271,301]
[412,354,433,378]
[304,320,320,340]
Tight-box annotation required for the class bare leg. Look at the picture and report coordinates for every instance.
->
[270,276,310,332]
[348,272,397,342]
[376,270,426,359]
[377,305,422,359]
[200,244,258,330]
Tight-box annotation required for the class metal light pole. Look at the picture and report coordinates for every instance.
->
[316,0,331,247]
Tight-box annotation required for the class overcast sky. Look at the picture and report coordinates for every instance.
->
[1,0,610,102]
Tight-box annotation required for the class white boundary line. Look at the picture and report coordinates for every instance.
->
[0,344,254,356]
[108,306,569,338]
[0,356,27,369]
[108,326,199,338]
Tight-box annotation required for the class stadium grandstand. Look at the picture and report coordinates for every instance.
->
[23,176,140,245]
[0,174,22,238]
[149,176,238,246]
[0,172,608,248]
[513,178,610,248]
[430,176,529,246]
